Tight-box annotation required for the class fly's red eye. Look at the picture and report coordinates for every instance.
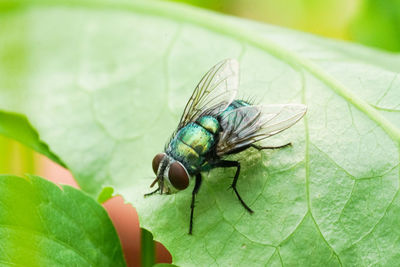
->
[168,162,189,190]
[152,153,165,174]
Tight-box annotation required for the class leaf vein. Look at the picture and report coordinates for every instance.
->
[347,144,400,249]
[0,224,93,266]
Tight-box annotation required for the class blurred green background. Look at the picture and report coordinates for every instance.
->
[1,0,399,175]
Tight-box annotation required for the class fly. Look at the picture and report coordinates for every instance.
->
[145,59,307,234]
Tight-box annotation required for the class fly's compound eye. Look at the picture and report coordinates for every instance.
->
[168,162,189,190]
[152,153,165,174]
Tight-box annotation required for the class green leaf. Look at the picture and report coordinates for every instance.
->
[97,186,115,204]
[1,0,400,266]
[0,110,65,167]
[0,174,126,266]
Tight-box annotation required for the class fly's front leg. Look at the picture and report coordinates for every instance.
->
[251,143,292,150]
[144,187,160,197]
[215,160,254,214]
[189,173,202,235]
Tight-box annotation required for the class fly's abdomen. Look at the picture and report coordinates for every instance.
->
[220,100,250,117]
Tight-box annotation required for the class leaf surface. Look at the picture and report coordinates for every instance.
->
[1,0,400,266]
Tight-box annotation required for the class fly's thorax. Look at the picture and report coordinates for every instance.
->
[167,138,202,173]
[177,122,216,155]
[166,122,217,173]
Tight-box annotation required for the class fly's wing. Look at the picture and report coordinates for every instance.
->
[217,104,307,156]
[177,59,239,130]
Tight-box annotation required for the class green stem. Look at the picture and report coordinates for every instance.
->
[141,228,155,267]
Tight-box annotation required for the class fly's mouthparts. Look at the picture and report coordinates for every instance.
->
[150,178,158,188]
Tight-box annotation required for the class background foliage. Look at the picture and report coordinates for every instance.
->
[0,174,125,266]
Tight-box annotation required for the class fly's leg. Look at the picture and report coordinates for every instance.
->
[144,187,160,197]
[215,160,254,214]
[251,143,292,150]
[189,173,202,235]
[226,143,292,155]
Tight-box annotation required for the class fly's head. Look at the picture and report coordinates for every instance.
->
[151,153,190,194]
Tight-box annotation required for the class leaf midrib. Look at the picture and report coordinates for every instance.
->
[4,0,400,143]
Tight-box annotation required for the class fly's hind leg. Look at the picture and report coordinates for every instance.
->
[215,160,254,214]
[251,143,292,150]
[189,173,202,235]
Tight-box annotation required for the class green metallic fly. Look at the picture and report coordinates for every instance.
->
[146,59,306,234]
